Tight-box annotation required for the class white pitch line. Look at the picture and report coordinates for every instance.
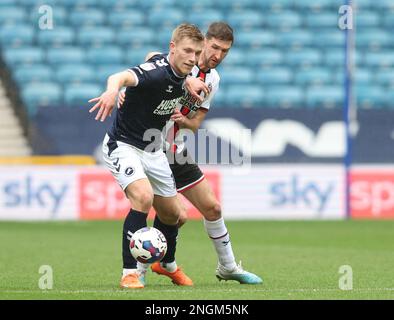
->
[1,288,394,294]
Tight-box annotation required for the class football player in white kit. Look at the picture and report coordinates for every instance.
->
[119,22,262,286]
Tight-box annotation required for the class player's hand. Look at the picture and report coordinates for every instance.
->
[118,91,126,108]
[170,109,186,126]
[185,77,210,103]
[88,90,118,122]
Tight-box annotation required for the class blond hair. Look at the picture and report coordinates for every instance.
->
[171,23,204,44]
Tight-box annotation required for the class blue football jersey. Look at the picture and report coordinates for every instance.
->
[108,53,185,151]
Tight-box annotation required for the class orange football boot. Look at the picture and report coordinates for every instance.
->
[151,262,193,286]
[120,273,144,289]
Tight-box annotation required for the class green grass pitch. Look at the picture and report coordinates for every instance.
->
[0,219,394,300]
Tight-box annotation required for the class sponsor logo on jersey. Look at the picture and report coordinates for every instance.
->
[179,90,202,111]
[153,97,181,115]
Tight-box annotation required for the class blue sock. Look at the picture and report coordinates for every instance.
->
[153,215,178,264]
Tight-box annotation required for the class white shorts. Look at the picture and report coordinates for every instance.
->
[102,134,177,197]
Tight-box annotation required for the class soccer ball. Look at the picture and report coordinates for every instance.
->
[129,227,167,264]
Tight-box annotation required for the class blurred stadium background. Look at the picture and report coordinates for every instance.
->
[0,0,393,221]
[1,0,394,300]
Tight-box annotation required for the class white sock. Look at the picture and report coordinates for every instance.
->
[160,261,177,273]
[122,268,138,277]
[204,218,237,270]
[137,262,149,274]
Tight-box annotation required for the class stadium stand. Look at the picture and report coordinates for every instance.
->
[0,0,393,154]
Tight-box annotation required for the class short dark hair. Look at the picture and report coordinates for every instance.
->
[205,22,234,44]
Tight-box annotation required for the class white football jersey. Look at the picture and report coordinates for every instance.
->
[164,65,220,153]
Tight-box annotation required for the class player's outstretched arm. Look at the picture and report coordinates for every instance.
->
[88,71,137,122]
[185,77,210,103]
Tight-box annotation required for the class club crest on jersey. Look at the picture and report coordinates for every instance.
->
[153,97,181,115]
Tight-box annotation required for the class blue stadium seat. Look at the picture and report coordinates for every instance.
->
[16,0,57,6]
[264,86,304,108]
[108,11,145,28]
[0,0,16,6]
[55,64,95,83]
[266,11,302,29]
[69,9,105,26]
[2,47,44,66]
[374,70,394,86]
[116,27,155,47]
[294,68,333,86]
[354,0,374,9]
[353,69,373,85]
[218,48,244,67]
[148,9,184,28]
[305,13,338,28]
[225,85,264,108]
[256,68,292,84]
[255,0,294,11]
[324,50,362,67]
[29,5,67,26]
[0,25,34,47]
[214,0,256,11]
[13,65,53,85]
[87,47,123,65]
[21,83,62,115]
[187,10,224,30]
[210,86,226,107]
[245,49,283,67]
[0,6,26,25]
[95,65,129,83]
[356,30,391,48]
[57,0,97,8]
[313,31,344,48]
[383,14,394,29]
[364,52,394,67]
[355,85,387,108]
[294,0,342,11]
[177,0,214,11]
[37,27,74,47]
[77,27,115,47]
[219,67,254,85]
[356,12,380,28]
[305,86,344,108]
[125,47,158,65]
[47,47,86,64]
[155,27,175,48]
[96,0,140,10]
[138,0,176,10]
[236,31,275,48]
[64,84,102,106]
[375,0,394,11]
[276,30,313,48]
[285,49,322,67]
[226,11,264,29]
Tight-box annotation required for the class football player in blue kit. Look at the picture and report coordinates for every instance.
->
[88,24,204,289]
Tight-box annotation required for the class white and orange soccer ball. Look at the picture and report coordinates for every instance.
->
[129,227,167,264]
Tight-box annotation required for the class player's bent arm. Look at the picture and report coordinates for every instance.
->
[107,70,137,91]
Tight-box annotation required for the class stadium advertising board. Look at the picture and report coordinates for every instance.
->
[2,165,394,220]
[351,167,394,219]
[220,165,345,219]
[0,166,77,220]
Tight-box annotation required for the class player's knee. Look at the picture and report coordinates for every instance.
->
[127,190,153,212]
[204,202,222,221]
[177,207,188,228]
